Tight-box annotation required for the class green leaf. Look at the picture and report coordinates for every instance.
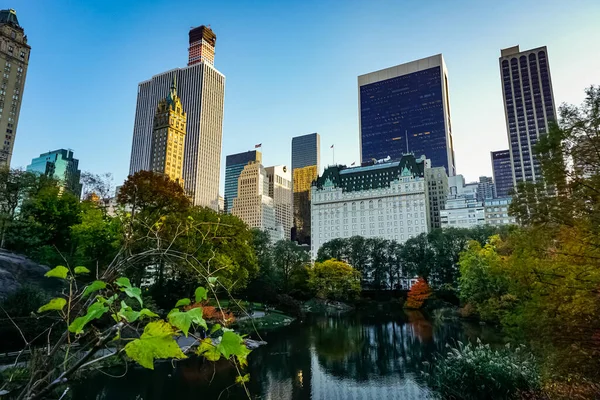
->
[235,374,250,384]
[194,287,208,303]
[98,294,118,305]
[139,309,159,319]
[168,307,207,336]
[123,286,143,307]
[68,302,109,334]
[37,298,67,313]
[124,320,186,369]
[219,331,251,366]
[115,277,132,288]
[116,301,140,323]
[45,265,69,279]
[83,280,106,297]
[74,266,91,275]
[210,323,221,334]
[175,298,191,308]
[197,338,221,361]
[207,277,218,286]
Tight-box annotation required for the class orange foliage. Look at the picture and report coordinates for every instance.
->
[404,277,432,309]
[184,302,236,326]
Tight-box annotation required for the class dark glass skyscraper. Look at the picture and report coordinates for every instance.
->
[26,149,82,198]
[224,150,261,213]
[500,45,556,186]
[358,54,455,176]
[491,150,514,198]
[291,132,320,245]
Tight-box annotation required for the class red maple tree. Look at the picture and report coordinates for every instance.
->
[404,277,432,309]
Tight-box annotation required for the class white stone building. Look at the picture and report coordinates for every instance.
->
[265,165,293,240]
[232,162,283,243]
[441,174,485,228]
[310,154,430,260]
[484,197,517,226]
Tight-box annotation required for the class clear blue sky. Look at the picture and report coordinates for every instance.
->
[11,0,600,192]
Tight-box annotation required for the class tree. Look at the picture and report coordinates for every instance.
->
[80,171,114,210]
[308,259,361,301]
[400,233,435,281]
[273,240,310,292]
[404,277,431,309]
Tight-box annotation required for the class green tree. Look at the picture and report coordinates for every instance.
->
[273,239,310,292]
[308,259,361,301]
[0,168,39,249]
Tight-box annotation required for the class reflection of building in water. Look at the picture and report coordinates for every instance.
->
[262,370,293,400]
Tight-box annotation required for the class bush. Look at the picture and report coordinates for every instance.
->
[275,294,303,318]
[424,340,541,399]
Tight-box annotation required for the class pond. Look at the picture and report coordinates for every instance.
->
[71,310,501,399]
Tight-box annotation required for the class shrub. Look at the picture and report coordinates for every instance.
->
[424,340,541,399]
[275,294,302,318]
[404,277,431,309]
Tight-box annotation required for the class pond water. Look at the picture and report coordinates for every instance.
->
[71,310,501,400]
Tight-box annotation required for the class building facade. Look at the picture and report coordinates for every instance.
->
[150,77,187,184]
[231,161,283,243]
[311,154,430,260]
[291,133,320,245]
[358,54,455,176]
[188,25,216,66]
[491,150,514,198]
[425,166,448,229]
[484,197,516,226]
[477,176,496,202]
[500,45,557,187]
[26,149,82,197]
[0,9,30,167]
[129,26,224,209]
[265,165,293,240]
[224,150,262,213]
[441,174,485,229]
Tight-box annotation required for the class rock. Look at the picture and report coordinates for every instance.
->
[0,251,60,299]
[244,339,267,350]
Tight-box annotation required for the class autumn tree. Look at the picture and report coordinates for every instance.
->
[308,259,361,301]
[404,277,431,309]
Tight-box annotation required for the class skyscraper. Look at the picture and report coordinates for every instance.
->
[150,77,187,184]
[425,166,448,230]
[499,45,556,186]
[224,150,262,213]
[129,25,224,209]
[231,161,282,242]
[0,9,30,167]
[358,54,455,176]
[491,150,513,198]
[26,149,82,198]
[477,176,496,202]
[265,165,293,240]
[291,133,320,245]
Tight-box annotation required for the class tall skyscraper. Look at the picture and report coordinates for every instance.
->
[291,133,320,245]
[358,54,455,176]
[491,150,513,197]
[231,161,282,242]
[26,149,82,198]
[224,150,262,213]
[425,166,448,230]
[129,25,224,209]
[477,176,496,202]
[265,165,293,240]
[188,25,216,66]
[0,9,30,167]
[150,77,187,184]
[500,45,556,186]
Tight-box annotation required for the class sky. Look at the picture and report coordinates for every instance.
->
[10,0,600,193]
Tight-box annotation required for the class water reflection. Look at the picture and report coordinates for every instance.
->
[71,311,500,399]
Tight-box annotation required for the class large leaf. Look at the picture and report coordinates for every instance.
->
[114,301,140,323]
[74,266,91,275]
[140,309,159,319]
[123,286,143,307]
[68,302,109,334]
[37,298,67,313]
[175,298,190,308]
[83,280,106,297]
[219,331,250,362]
[197,338,221,361]
[168,307,207,336]
[195,287,208,303]
[45,265,69,279]
[124,320,186,369]
[115,277,131,288]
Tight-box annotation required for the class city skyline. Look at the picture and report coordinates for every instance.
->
[7,1,600,194]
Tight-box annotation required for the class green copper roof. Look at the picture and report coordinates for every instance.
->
[166,75,177,108]
[314,154,426,193]
[0,9,20,27]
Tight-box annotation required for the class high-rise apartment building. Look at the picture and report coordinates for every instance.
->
[311,154,431,260]
[291,133,320,245]
[500,45,556,187]
[150,77,187,184]
[425,166,448,229]
[491,150,514,198]
[224,150,262,213]
[26,149,82,198]
[358,55,455,176]
[231,161,282,242]
[265,165,293,240]
[188,25,216,66]
[129,25,224,209]
[441,175,485,229]
[0,9,30,167]
[477,176,496,202]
